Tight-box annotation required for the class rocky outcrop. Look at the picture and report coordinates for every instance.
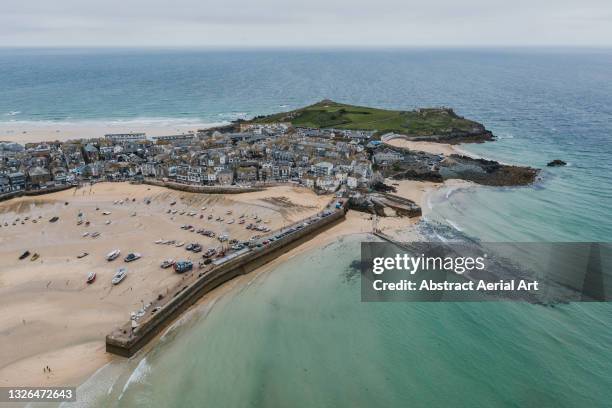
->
[547,159,567,167]
[389,169,444,183]
[380,148,538,187]
[439,155,538,186]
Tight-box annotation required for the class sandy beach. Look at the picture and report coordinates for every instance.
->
[0,121,219,144]
[384,138,460,156]
[0,182,333,387]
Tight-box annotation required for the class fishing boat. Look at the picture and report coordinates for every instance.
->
[19,250,31,260]
[203,248,217,258]
[124,253,141,262]
[227,219,234,224]
[82,232,90,237]
[106,249,121,261]
[160,259,175,269]
[155,239,163,244]
[112,268,127,285]
[49,216,59,223]
[30,253,40,261]
[105,220,111,225]
[90,231,100,238]
[102,211,111,215]
[226,210,232,215]
[239,219,245,224]
[175,242,184,247]
[86,271,96,284]
[207,214,213,220]
[174,260,193,273]
[77,252,89,259]
[76,220,83,226]
[201,207,207,211]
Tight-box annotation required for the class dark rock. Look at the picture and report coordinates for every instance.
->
[547,159,567,167]
[371,182,396,193]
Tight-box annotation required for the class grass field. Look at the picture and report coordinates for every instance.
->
[251,100,481,136]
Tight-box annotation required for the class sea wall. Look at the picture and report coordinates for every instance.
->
[106,204,347,357]
[0,185,74,203]
[142,179,264,194]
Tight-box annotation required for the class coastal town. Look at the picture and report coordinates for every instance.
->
[0,102,539,385]
[0,101,539,208]
[0,124,388,197]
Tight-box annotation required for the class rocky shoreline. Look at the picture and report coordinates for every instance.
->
[382,146,539,187]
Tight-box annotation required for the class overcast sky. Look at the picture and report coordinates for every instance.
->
[2,0,611,47]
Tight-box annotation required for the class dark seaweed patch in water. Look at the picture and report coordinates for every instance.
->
[343,260,362,283]
[417,219,481,244]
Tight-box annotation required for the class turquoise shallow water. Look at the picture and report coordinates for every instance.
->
[88,236,612,408]
[2,48,611,406]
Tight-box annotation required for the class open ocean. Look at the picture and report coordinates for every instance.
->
[2,48,612,407]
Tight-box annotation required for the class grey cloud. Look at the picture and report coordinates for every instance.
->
[0,0,611,46]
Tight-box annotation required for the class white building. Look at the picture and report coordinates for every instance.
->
[105,133,146,142]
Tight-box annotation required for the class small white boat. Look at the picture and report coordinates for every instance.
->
[227,219,234,224]
[91,232,100,238]
[155,239,163,244]
[175,242,184,247]
[102,211,111,215]
[82,232,90,237]
[112,268,127,285]
[86,271,96,284]
[160,259,175,269]
[105,220,111,225]
[201,207,207,211]
[106,249,121,261]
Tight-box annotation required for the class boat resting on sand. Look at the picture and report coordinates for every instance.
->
[87,271,96,284]
[19,250,31,260]
[106,249,121,261]
[112,268,127,285]
[161,259,175,269]
[174,260,193,273]
[124,253,141,262]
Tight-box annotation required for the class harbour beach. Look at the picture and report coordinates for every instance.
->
[0,182,335,386]
[0,176,444,388]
